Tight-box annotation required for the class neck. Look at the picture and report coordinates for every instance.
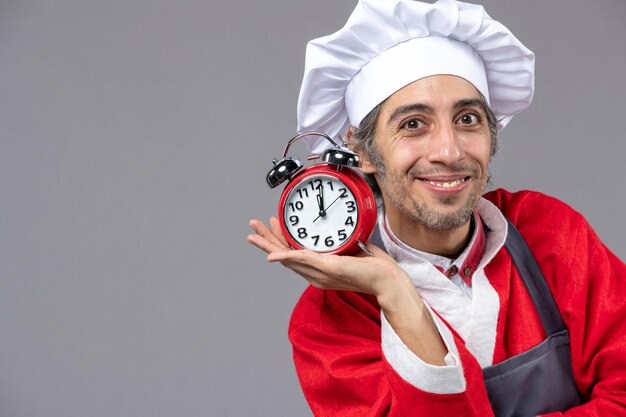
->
[385,211,474,259]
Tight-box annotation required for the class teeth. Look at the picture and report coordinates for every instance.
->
[425,178,465,187]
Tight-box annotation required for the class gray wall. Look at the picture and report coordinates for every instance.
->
[0,0,624,416]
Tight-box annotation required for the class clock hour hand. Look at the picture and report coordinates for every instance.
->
[313,194,341,223]
[316,185,326,217]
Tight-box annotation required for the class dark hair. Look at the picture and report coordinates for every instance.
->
[349,94,499,200]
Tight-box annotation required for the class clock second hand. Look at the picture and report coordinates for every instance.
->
[313,194,341,223]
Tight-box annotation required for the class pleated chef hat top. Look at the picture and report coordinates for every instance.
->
[296,0,535,153]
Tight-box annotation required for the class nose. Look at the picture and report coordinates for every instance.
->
[426,122,463,166]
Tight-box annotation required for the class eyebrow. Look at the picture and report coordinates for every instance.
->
[386,97,486,125]
[386,103,434,125]
[453,98,487,113]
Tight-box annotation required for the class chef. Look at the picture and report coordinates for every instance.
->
[247,0,626,415]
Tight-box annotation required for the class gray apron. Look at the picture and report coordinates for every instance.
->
[482,220,581,416]
[369,220,582,416]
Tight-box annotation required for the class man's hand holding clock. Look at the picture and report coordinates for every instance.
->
[247,217,448,366]
[249,216,397,295]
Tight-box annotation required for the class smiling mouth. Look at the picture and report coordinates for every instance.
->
[419,177,470,188]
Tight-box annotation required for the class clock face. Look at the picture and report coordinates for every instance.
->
[283,174,358,252]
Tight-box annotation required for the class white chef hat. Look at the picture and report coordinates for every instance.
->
[297,0,535,153]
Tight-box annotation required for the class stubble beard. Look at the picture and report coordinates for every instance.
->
[376,161,487,231]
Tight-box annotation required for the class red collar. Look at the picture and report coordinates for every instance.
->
[435,211,487,287]
[382,210,487,287]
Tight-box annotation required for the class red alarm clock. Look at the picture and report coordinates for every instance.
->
[266,132,377,255]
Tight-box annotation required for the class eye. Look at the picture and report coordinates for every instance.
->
[400,118,425,130]
[457,112,480,125]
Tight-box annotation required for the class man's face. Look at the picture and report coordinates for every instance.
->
[361,75,492,231]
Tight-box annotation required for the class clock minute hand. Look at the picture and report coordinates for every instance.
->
[316,185,325,217]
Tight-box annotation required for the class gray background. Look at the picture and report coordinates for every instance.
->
[0,0,624,416]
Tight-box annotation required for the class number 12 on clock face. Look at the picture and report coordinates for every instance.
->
[283,174,358,252]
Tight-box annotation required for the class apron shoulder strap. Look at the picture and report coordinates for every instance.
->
[504,220,566,336]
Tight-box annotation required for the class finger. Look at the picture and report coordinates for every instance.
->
[269,216,290,247]
[264,250,331,283]
[272,252,375,293]
[277,248,392,286]
[249,219,290,250]
[267,249,334,274]
[247,233,289,255]
[247,236,322,281]
[278,260,324,282]
[267,247,314,263]
[270,254,340,288]
[269,250,347,280]
[270,248,367,274]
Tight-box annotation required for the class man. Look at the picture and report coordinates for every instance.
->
[248,0,626,415]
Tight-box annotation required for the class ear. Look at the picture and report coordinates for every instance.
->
[346,127,378,174]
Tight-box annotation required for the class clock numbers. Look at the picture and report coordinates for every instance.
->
[289,201,304,211]
[305,229,349,248]
[307,179,322,191]
[284,174,359,252]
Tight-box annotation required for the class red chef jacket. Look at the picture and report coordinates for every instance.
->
[288,189,626,416]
